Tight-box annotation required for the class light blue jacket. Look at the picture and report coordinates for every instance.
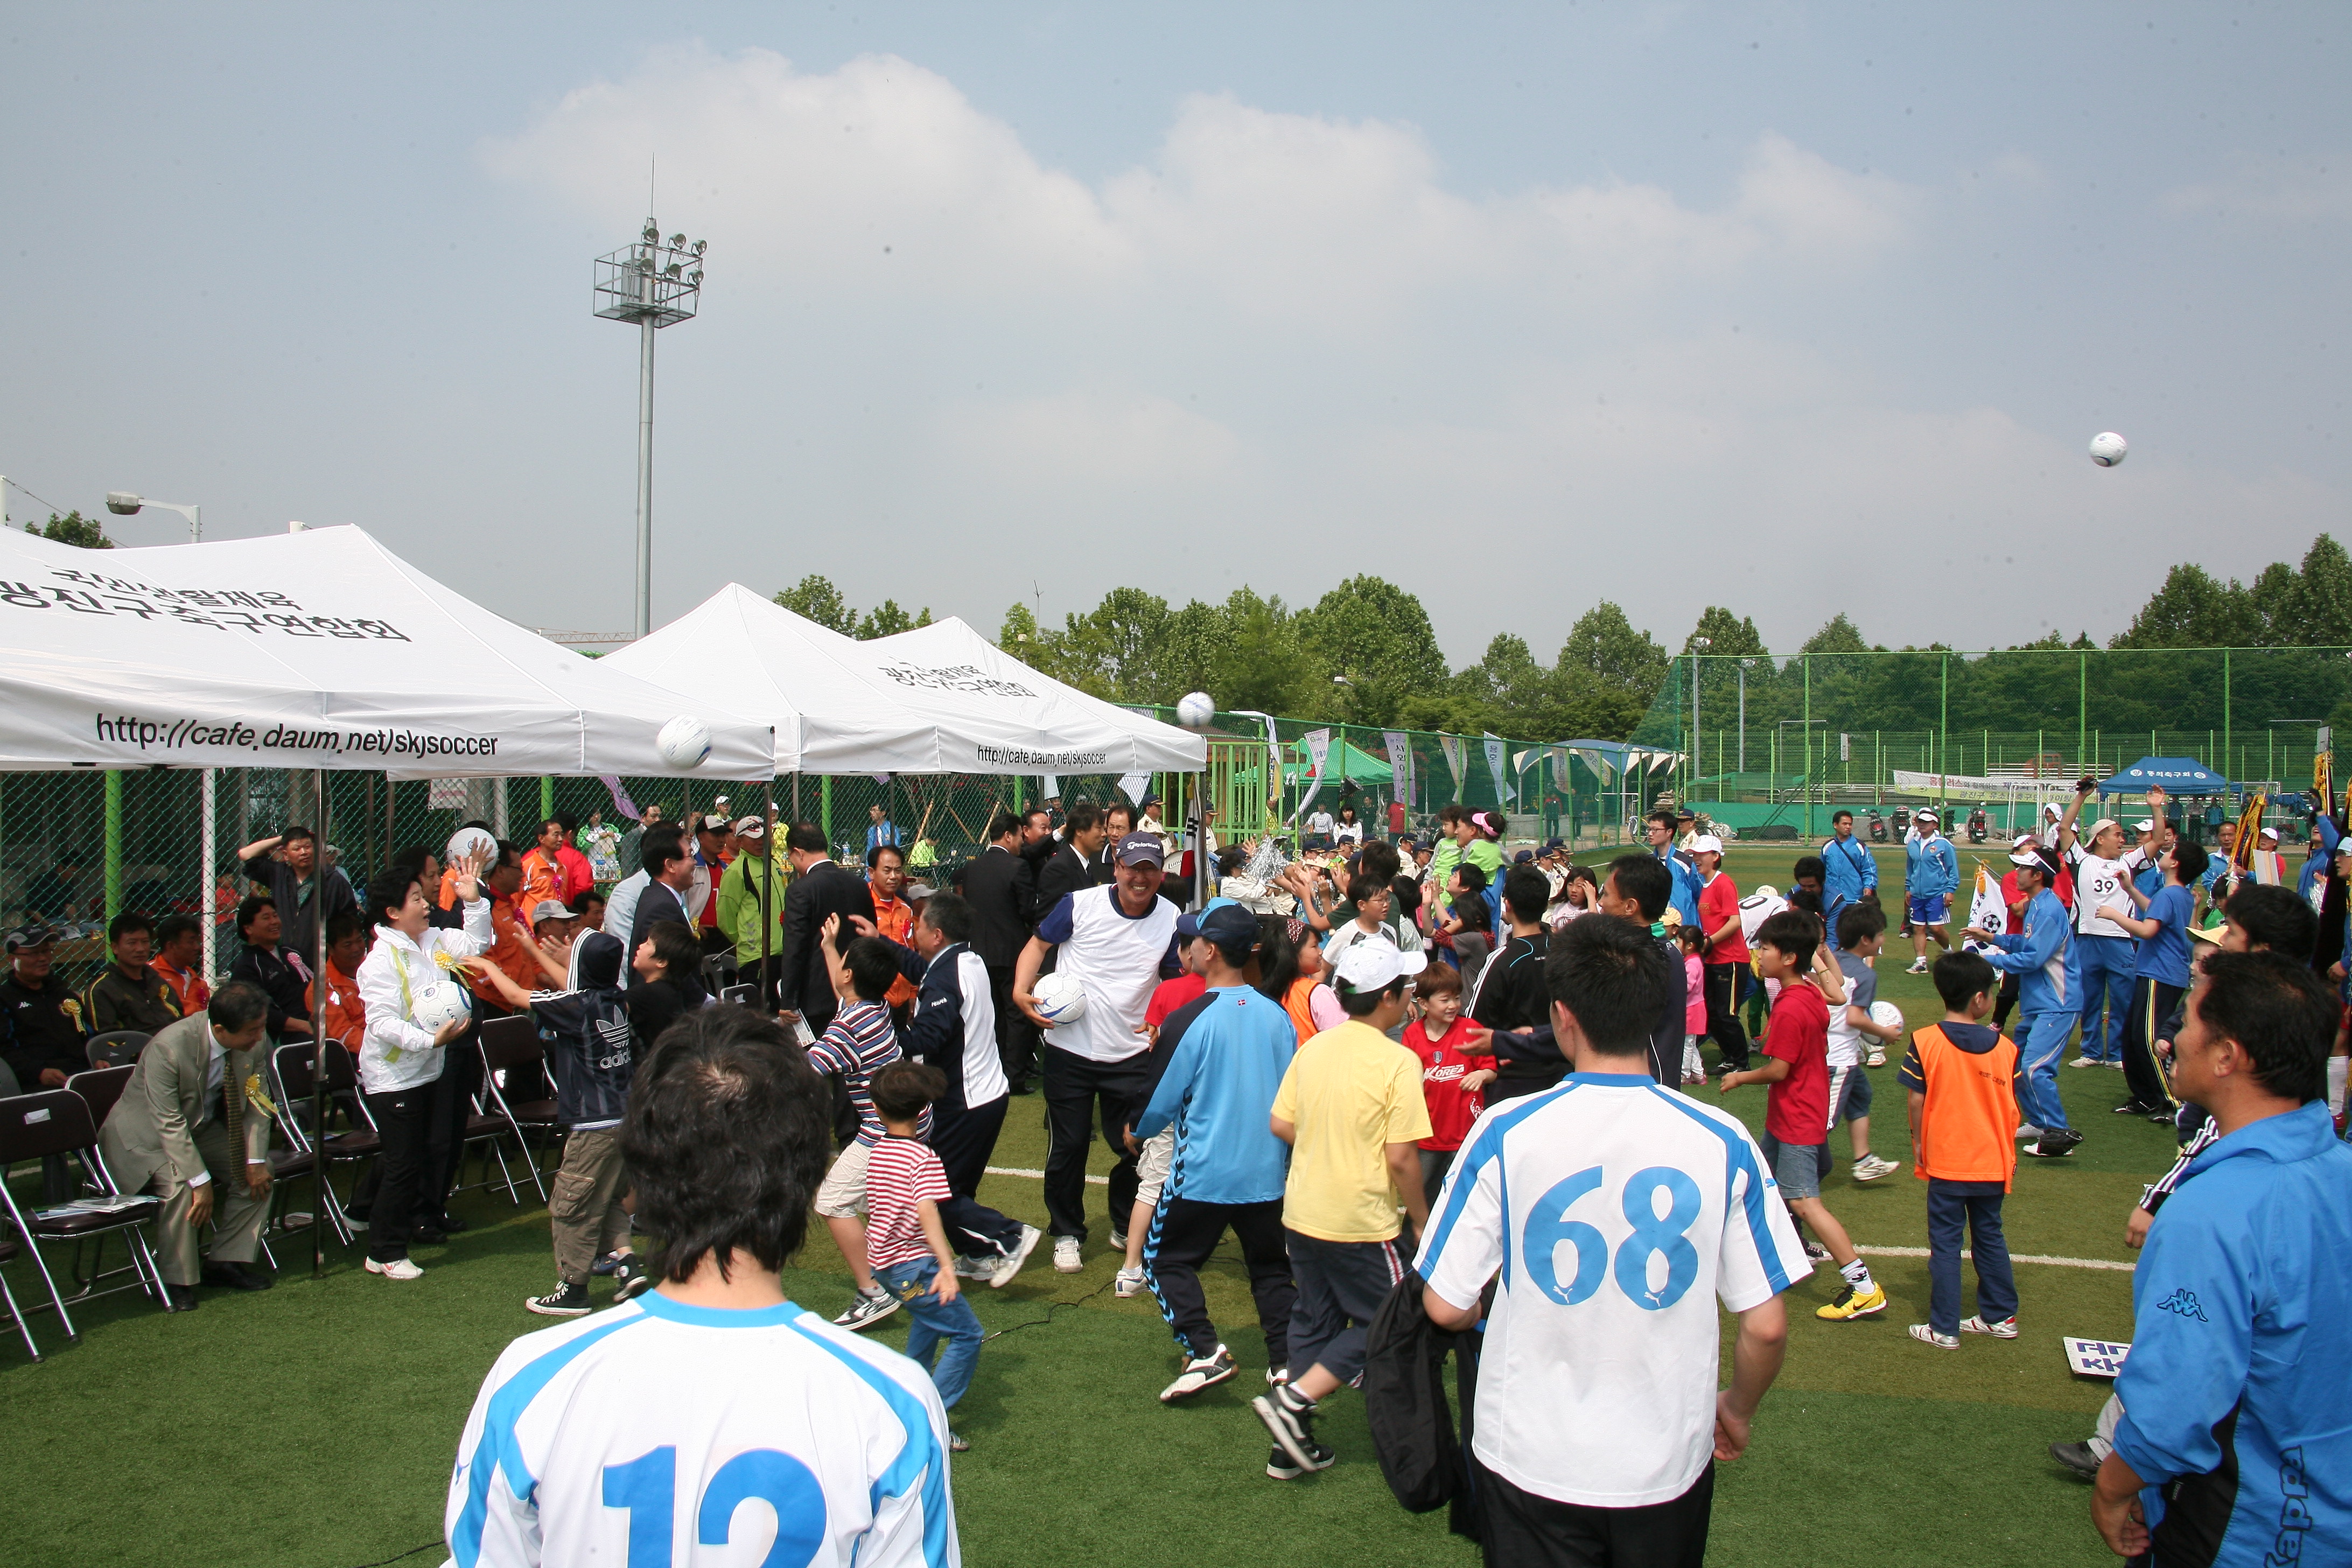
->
[1133,987,1295,1207]
[2115,1102,2352,1565]
[1819,834,1877,916]
[1905,832,1959,900]
[1658,847,1703,928]
[1980,887,2075,1015]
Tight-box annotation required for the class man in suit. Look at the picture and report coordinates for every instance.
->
[774,821,878,1038]
[617,825,693,962]
[1036,802,1107,916]
[962,810,1040,1094]
[96,979,277,1310]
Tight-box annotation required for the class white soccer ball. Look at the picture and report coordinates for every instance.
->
[1030,970,1089,1026]
[1176,691,1216,731]
[412,981,473,1034]
[445,825,496,870]
[656,715,713,770]
[2089,431,2129,467]
[1868,1000,1905,1036]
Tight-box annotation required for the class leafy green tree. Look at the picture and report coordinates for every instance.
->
[1556,602,1668,738]
[2110,564,2256,649]
[774,574,856,635]
[1297,576,1448,726]
[29,510,110,549]
[853,600,923,640]
[1682,606,1766,659]
[2280,534,2352,646]
[1801,613,1872,655]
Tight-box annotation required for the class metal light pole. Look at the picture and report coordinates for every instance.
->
[106,492,214,974]
[1738,659,1755,775]
[594,220,706,639]
[1689,639,1710,800]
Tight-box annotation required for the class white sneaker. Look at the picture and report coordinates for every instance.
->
[1053,1236,1084,1273]
[1905,958,1929,975]
[1908,1323,1958,1349]
[1961,1314,2020,1338]
[1109,1229,1129,1251]
[953,1256,992,1279]
[832,1287,901,1332]
[2015,1124,2046,1142]
[2069,1055,2099,1068]
[1159,1343,1237,1402]
[1113,1265,1147,1298]
[365,1256,423,1281]
[988,1226,1044,1290]
[1865,1047,1887,1068]
[1851,1154,1901,1182]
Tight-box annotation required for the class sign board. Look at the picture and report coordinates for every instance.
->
[2062,1336,2130,1378]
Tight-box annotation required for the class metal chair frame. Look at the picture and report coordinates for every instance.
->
[473,1017,564,1204]
[267,1042,377,1248]
[0,1090,166,1341]
[83,1031,151,1069]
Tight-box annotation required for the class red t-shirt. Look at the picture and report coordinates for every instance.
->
[1388,801,1409,835]
[1998,870,2026,934]
[1761,981,1831,1147]
[1145,973,1207,1030]
[1698,873,1749,963]
[1411,1017,1488,1152]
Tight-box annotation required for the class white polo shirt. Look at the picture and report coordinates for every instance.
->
[1033,885,1179,1064]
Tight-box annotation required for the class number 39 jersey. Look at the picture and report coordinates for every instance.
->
[1416,1072,1811,1509]
[444,1292,958,1568]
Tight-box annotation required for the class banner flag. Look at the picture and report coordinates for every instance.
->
[1439,733,1466,793]
[1298,728,1333,818]
[1483,732,1513,804]
[1382,731,1413,802]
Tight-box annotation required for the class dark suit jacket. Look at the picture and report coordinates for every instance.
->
[961,844,1035,970]
[775,861,878,1024]
[1034,843,1095,921]
[627,879,691,963]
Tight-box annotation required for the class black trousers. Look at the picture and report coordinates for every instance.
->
[1144,1195,1296,1365]
[1041,1046,1147,1240]
[1475,1455,1714,1568]
[1991,969,2021,1031]
[429,1027,482,1213]
[929,1096,1024,1257]
[362,1080,440,1263]
[1703,963,1750,1071]
[2120,976,2186,1111]
[988,964,1036,1087]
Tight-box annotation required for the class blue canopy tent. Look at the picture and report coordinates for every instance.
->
[2097,756,2234,797]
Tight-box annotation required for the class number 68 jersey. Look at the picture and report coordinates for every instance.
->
[444,1292,958,1568]
[1416,1072,1811,1509]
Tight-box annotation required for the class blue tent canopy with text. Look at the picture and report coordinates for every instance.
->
[2097,756,2234,797]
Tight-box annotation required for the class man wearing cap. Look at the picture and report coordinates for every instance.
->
[2055,779,2155,1067]
[1133,902,1300,1406]
[1902,809,1961,976]
[1820,809,1880,933]
[1689,836,1755,1074]
[774,821,878,1039]
[1014,831,1182,1274]
[1253,939,1432,1475]
[714,816,788,1007]
[1963,846,2083,1157]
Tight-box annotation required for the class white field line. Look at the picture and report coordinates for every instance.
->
[982,1169,2134,1268]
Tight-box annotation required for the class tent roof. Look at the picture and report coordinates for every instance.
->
[607,587,1204,775]
[1285,737,1394,784]
[0,525,771,778]
[2097,755,2234,796]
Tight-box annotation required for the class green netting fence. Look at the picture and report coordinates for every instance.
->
[1628,646,2352,839]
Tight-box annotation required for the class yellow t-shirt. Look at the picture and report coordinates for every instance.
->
[1272,1019,1434,1243]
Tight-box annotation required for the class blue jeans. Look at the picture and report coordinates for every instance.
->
[2016,1010,2074,1131]
[873,1257,983,1410]
[2074,933,2137,1062]
[1926,1179,2016,1335]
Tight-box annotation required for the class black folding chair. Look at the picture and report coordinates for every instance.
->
[83,1031,150,1069]
[65,1065,135,1134]
[0,1224,41,1361]
[0,1090,165,1340]
[269,1042,376,1247]
[475,1016,562,1204]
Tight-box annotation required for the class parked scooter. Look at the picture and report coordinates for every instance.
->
[1966,806,1988,844]
[1867,809,1887,843]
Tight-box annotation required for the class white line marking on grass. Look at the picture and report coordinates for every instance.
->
[1856,1245,2134,1272]
[986,1165,1107,1186]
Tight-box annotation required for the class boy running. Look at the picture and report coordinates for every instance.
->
[1721,910,1887,1321]
[811,918,919,1332]
[865,1061,985,1451]
[2095,786,2203,1118]
[1823,904,1902,1182]
[1901,951,2023,1349]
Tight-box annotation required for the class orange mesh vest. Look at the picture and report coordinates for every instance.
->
[1910,1024,2021,1188]
[1283,977,1320,1044]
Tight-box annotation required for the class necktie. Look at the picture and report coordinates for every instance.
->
[221,1046,244,1175]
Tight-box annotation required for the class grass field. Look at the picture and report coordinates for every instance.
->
[1,843,2156,1567]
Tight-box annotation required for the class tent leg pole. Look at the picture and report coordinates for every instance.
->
[761,770,776,1013]
[201,767,218,983]
[313,766,329,1281]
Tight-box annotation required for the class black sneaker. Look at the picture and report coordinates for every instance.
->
[2111,1101,2158,1116]
[2049,1440,2102,1480]
[611,1255,654,1303]
[1251,1385,1333,1475]
[1265,1441,1334,1480]
[2027,1128,2084,1158]
[833,1287,901,1332]
[526,1281,592,1317]
[1159,1345,1237,1402]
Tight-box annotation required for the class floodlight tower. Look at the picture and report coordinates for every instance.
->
[594,219,705,639]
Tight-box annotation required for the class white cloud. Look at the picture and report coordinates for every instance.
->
[2161,159,2352,221]
[936,389,1243,490]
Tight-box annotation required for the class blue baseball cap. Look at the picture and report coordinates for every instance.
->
[1174,895,1239,940]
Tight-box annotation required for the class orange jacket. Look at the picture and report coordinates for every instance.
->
[310,960,366,1050]
[1908,1023,2021,1188]
[873,895,919,1009]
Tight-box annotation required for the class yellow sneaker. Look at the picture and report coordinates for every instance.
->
[1816,1282,1888,1321]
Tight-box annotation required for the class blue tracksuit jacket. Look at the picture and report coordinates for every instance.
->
[1819,834,1877,916]
[1906,832,1959,900]
[2114,1102,2352,1565]
[1979,888,2077,1015]
[1133,986,1294,1207]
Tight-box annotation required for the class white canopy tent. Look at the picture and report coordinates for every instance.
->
[0,524,771,777]
[605,584,1206,775]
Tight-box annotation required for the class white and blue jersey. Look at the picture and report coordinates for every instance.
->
[1416,1072,1810,1509]
[445,1291,958,1568]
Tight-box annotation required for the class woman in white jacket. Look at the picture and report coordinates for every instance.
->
[354,849,494,1280]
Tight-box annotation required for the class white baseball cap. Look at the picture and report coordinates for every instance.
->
[1331,939,1427,995]
[1687,834,1725,855]
[2132,818,2154,833]
[1914,809,1938,824]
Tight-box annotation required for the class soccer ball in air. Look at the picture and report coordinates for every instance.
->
[445,825,496,870]
[411,981,474,1034]
[657,715,713,769]
[1868,1000,1905,1037]
[1030,971,1089,1026]
[1176,691,1216,731]
[2088,432,2128,467]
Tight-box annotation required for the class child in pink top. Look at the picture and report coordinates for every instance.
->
[1676,925,1708,1084]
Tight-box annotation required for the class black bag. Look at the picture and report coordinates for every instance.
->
[1362,1274,1479,1536]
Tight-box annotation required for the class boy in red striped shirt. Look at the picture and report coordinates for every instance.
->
[867,1060,984,1450]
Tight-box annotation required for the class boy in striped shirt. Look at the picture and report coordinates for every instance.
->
[812,915,920,1332]
[867,1060,984,1452]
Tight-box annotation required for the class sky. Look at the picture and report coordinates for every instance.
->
[3,3,2346,665]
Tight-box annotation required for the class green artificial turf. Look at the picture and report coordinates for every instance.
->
[2,841,2153,1566]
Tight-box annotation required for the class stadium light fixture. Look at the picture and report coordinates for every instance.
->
[594,217,708,640]
[104,491,201,542]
